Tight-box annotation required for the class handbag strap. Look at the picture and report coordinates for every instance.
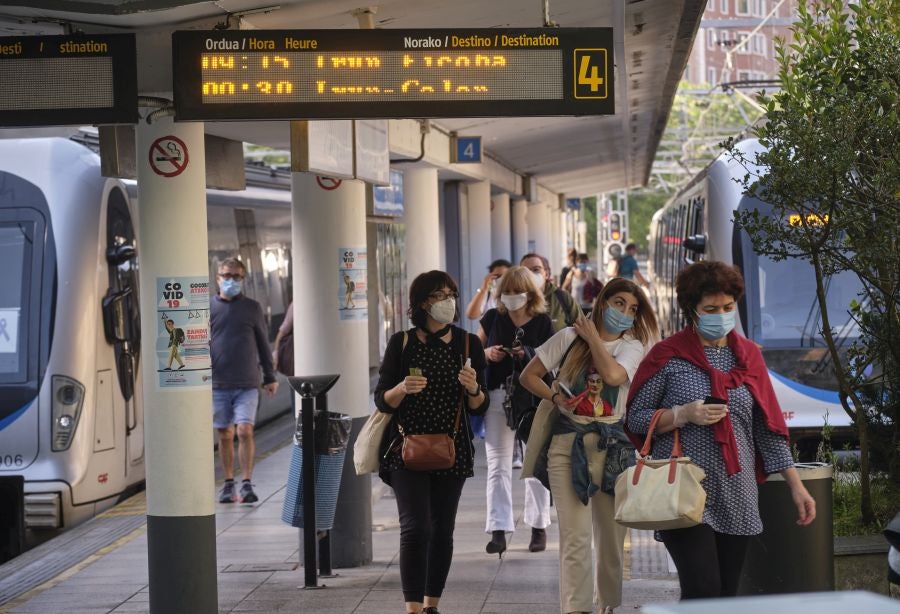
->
[641,408,684,459]
[451,332,470,436]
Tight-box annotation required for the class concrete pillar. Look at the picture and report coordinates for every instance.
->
[549,206,561,281]
[527,201,551,262]
[511,197,529,263]
[403,168,440,279]
[290,174,371,567]
[137,119,217,614]
[490,192,512,262]
[467,180,492,296]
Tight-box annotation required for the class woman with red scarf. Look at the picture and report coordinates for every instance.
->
[625,261,816,600]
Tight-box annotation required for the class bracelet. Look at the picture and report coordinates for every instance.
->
[466,386,481,397]
[551,392,560,404]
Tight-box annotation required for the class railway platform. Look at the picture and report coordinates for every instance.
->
[0,436,678,614]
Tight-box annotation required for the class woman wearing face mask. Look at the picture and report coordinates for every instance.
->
[563,254,600,313]
[625,261,816,601]
[477,266,554,556]
[519,278,658,614]
[375,270,489,614]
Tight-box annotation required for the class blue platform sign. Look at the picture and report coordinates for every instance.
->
[566,197,582,210]
[453,136,482,164]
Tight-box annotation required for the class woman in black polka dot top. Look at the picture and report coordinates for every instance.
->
[375,270,488,614]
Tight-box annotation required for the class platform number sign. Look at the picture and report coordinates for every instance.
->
[452,136,482,164]
[573,49,608,99]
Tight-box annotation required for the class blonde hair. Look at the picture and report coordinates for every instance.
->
[495,266,546,316]
[559,278,659,384]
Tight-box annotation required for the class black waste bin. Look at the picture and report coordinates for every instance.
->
[739,462,834,594]
[282,410,352,530]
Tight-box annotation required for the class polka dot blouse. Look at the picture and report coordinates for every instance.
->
[626,345,794,535]
[374,327,489,480]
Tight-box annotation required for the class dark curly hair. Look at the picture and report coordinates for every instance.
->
[407,270,460,328]
[676,261,745,325]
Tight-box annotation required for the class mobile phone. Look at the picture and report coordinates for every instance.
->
[464,358,471,368]
[558,382,575,398]
[409,367,423,377]
[704,395,727,405]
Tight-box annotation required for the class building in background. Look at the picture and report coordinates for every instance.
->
[684,0,799,87]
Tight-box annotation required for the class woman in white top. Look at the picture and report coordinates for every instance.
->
[519,278,659,614]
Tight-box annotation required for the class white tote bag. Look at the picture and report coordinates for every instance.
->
[353,410,392,475]
[614,409,707,530]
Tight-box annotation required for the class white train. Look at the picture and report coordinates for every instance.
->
[0,136,294,559]
[647,138,859,452]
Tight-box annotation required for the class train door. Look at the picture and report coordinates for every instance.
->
[102,188,143,469]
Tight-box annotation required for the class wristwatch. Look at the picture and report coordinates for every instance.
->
[466,386,481,397]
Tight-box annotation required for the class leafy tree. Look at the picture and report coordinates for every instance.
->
[728,0,899,526]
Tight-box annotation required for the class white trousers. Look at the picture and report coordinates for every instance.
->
[484,388,551,532]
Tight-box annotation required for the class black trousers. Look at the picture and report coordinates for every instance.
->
[391,469,466,603]
[659,523,750,600]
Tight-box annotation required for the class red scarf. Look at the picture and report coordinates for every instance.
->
[625,327,789,483]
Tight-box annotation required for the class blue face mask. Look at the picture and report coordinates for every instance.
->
[576,263,588,271]
[603,306,634,335]
[696,310,736,340]
[220,278,242,299]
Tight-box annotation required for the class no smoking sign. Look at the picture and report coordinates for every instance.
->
[149,136,189,177]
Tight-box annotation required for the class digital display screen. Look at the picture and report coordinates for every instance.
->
[173,28,614,120]
[0,34,137,126]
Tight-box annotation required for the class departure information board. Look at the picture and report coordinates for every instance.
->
[0,34,137,127]
[172,28,614,120]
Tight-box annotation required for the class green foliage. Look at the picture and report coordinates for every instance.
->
[626,189,669,250]
[729,0,900,528]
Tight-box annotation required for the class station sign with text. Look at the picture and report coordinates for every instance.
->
[172,28,614,120]
[0,34,137,127]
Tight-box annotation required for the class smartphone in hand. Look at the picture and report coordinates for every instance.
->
[704,395,727,405]
[409,367,423,377]
[559,382,575,398]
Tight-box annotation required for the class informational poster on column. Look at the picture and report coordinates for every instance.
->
[338,247,368,321]
[155,276,211,388]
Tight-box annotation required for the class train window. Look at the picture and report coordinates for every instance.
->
[0,222,32,381]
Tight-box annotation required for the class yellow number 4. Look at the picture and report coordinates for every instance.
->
[578,55,604,91]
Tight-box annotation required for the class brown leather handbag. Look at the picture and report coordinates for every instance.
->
[399,333,469,472]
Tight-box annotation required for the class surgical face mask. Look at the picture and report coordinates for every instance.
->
[220,278,242,299]
[501,293,528,312]
[603,306,634,335]
[428,298,456,324]
[530,271,546,290]
[577,263,588,271]
[695,310,736,340]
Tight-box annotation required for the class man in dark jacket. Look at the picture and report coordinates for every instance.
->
[210,257,278,503]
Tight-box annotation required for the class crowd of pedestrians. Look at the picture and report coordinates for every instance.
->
[208,250,822,614]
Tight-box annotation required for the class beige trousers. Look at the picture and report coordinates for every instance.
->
[547,430,626,613]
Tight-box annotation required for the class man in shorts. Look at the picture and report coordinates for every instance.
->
[210,258,278,503]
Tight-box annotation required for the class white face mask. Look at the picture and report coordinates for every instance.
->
[530,271,546,290]
[501,293,528,312]
[428,298,456,324]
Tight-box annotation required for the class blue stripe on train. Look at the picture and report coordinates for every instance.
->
[0,400,34,432]
[768,370,841,405]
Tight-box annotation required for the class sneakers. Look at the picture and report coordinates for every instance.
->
[239,480,258,503]
[219,480,236,503]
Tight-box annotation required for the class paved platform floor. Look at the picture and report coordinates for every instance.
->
[2,439,679,613]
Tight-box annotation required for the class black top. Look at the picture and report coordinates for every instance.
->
[374,326,489,482]
[480,309,554,390]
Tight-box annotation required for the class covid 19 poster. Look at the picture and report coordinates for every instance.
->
[338,247,367,321]
[155,276,211,388]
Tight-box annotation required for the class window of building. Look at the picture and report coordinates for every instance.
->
[720,0,729,14]
[736,0,750,15]
[708,67,717,85]
[708,0,715,11]
[707,29,717,50]
[736,31,750,54]
[737,70,752,82]
[753,33,767,56]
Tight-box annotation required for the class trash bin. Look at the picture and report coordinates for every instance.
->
[282,410,352,530]
[739,462,834,595]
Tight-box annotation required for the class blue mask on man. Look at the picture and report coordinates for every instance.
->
[220,278,242,299]
[696,310,736,340]
[603,306,634,335]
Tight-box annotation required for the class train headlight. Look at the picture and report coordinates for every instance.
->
[51,375,85,452]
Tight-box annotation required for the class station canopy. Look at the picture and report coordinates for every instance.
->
[0,0,703,196]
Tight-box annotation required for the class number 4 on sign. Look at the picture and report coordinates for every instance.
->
[578,55,604,91]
